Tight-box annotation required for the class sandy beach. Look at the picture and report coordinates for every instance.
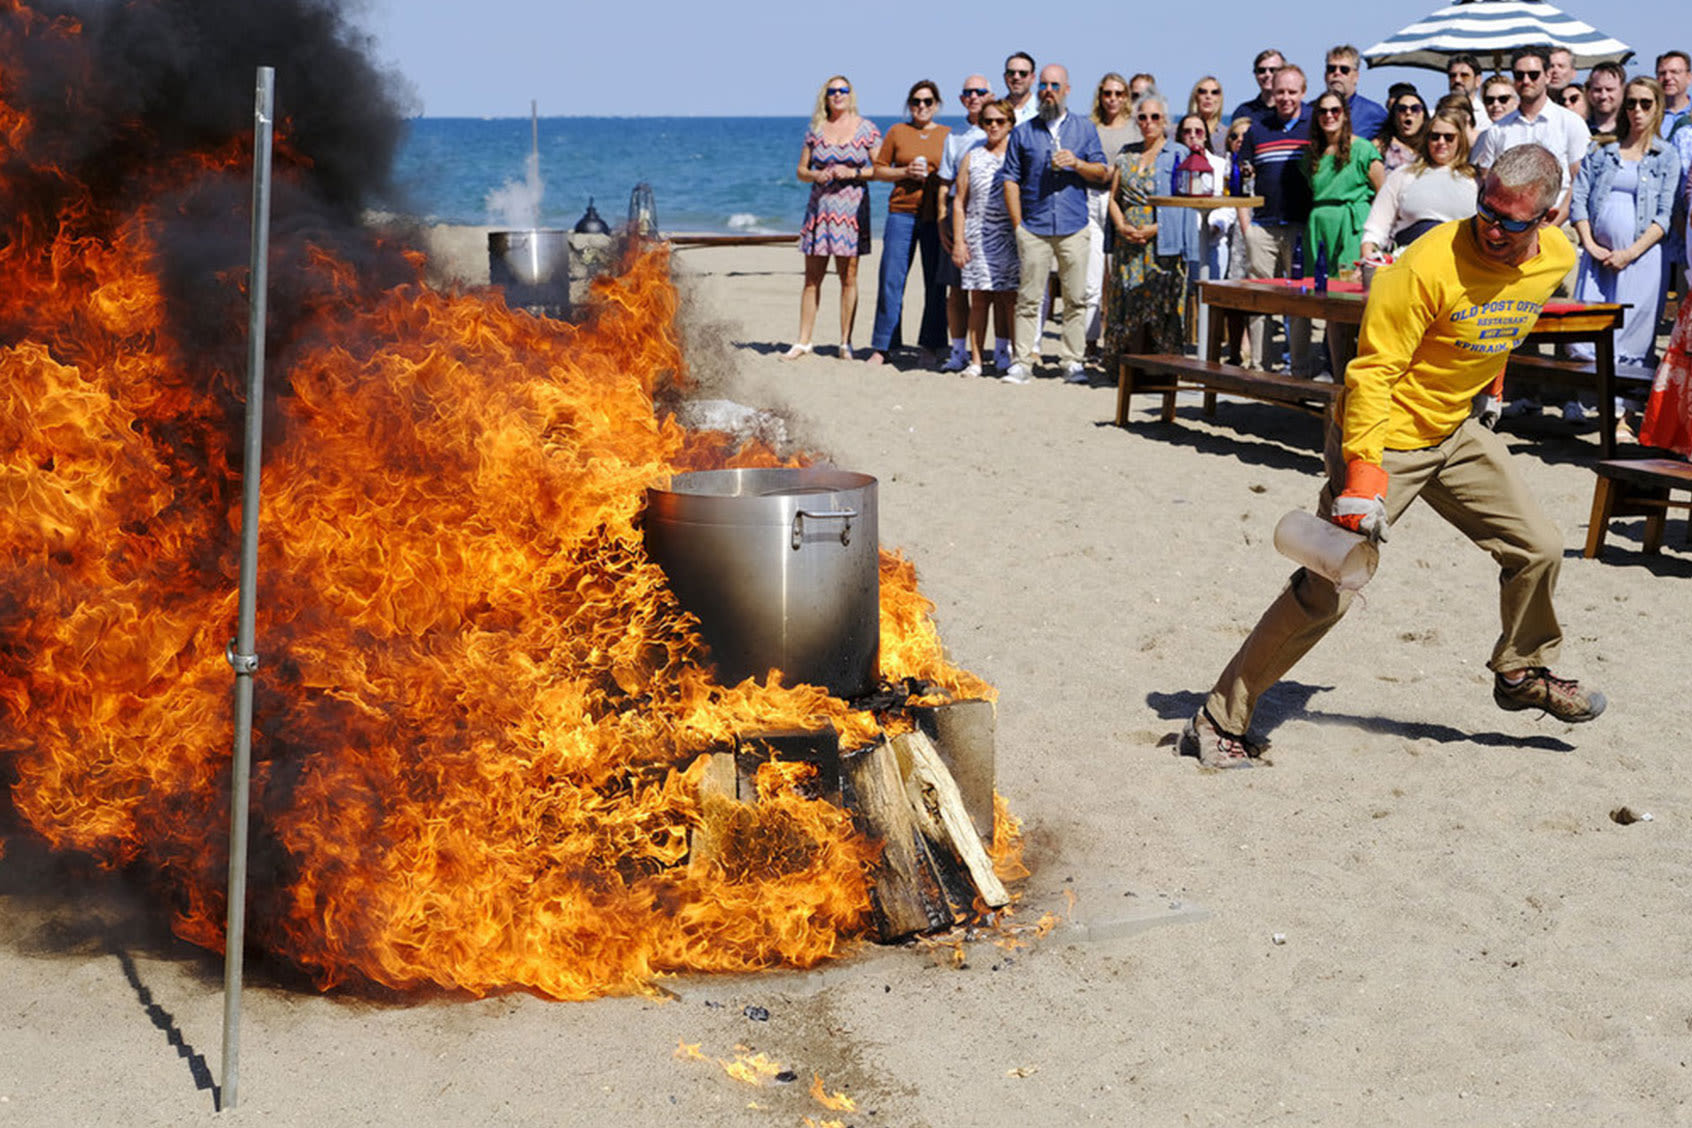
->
[5,228,1692,1127]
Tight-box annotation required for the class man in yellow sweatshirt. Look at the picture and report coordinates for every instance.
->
[1182,143,1606,769]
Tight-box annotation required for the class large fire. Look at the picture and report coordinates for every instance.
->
[0,0,999,999]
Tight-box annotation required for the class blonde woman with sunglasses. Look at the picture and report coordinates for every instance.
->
[950,99,1020,375]
[1360,109,1479,261]
[788,76,881,359]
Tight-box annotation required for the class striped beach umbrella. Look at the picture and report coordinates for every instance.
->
[1363,0,1633,73]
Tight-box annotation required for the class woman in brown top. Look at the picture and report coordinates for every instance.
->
[866,79,951,364]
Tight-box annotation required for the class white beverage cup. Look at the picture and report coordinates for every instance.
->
[909,155,927,177]
[1273,509,1379,591]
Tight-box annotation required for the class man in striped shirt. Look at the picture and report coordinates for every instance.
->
[1234,64,1316,375]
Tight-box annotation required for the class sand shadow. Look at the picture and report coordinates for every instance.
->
[1145,682,1576,753]
[1569,530,1692,575]
[731,340,858,361]
[1102,406,1324,475]
[114,948,221,1108]
[0,832,225,1108]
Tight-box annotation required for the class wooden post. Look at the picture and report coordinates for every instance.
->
[686,751,739,879]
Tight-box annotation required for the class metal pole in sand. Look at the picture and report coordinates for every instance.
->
[220,64,274,1113]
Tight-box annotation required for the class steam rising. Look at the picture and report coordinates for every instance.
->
[485,151,545,229]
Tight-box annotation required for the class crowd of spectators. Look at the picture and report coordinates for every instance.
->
[782,44,1692,450]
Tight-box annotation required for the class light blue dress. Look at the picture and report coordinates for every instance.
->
[1572,160,1662,364]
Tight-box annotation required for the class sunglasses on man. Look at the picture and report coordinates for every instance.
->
[1475,198,1545,234]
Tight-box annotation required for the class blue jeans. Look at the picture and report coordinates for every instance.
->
[870,212,948,352]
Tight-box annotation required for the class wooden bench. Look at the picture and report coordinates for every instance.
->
[1503,352,1655,393]
[1115,352,1341,429]
[1584,459,1692,558]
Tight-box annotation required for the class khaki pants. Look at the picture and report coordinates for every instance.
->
[1014,226,1090,367]
[1238,223,1312,375]
[1204,416,1564,734]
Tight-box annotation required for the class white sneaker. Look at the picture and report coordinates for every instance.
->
[961,363,982,378]
[1002,363,1032,384]
[1062,362,1088,384]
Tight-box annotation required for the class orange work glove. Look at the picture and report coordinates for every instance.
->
[1330,460,1390,543]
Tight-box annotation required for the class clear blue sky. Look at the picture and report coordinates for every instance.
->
[363,0,1681,119]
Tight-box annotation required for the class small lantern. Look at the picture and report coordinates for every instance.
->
[1174,149,1215,197]
[626,182,660,241]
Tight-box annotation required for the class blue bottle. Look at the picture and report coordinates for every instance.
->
[1291,233,1305,280]
[1229,154,1242,196]
[1313,239,1328,292]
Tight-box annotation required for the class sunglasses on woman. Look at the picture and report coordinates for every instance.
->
[981,116,1010,126]
[1426,130,1459,143]
[1394,103,1425,114]
[826,87,851,96]
[1483,94,1512,105]
[909,96,935,107]
[1624,96,1656,110]
[1475,198,1545,233]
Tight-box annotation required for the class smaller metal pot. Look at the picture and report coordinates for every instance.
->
[487,229,570,287]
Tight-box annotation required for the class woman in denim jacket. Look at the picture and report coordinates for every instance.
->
[1570,77,1683,365]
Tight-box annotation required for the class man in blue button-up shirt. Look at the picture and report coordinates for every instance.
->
[1001,63,1109,381]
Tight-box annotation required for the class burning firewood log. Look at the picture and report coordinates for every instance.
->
[686,716,1007,944]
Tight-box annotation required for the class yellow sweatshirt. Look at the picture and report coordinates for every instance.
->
[1342,219,1576,465]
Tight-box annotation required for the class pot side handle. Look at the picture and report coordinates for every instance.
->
[791,508,857,549]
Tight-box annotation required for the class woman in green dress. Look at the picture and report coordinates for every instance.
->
[1104,94,1187,359]
[1304,91,1385,277]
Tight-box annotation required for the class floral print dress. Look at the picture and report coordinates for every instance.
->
[1104,149,1187,357]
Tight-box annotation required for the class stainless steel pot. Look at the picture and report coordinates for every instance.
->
[644,467,879,698]
[487,229,570,287]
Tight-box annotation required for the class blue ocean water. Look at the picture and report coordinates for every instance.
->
[384,116,968,237]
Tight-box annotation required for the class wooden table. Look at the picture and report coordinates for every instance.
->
[1195,279,1628,457]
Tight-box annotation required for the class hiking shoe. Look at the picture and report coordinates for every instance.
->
[1178,710,1268,769]
[1493,668,1606,723]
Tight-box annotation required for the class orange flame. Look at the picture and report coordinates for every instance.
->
[0,171,1003,1000]
[809,1075,858,1112]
